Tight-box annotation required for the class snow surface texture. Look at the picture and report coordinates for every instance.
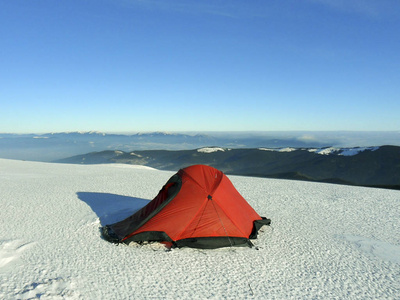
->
[0,159,399,299]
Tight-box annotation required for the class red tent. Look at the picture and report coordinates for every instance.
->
[102,165,270,248]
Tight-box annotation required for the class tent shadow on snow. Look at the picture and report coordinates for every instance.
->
[77,192,149,225]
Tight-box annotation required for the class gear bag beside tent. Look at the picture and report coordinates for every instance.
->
[102,164,271,249]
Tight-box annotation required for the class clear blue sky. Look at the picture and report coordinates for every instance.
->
[1,0,399,133]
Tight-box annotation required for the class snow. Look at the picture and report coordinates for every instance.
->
[107,164,156,171]
[197,147,225,153]
[130,152,143,158]
[277,147,296,152]
[1,158,399,299]
[309,147,338,155]
[338,146,379,156]
[258,148,275,151]
[258,147,297,152]
[308,146,380,156]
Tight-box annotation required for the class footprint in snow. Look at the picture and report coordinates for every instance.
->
[16,277,81,299]
[339,234,400,264]
[0,240,34,272]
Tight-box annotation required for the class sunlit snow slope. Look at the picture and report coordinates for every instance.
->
[0,159,399,299]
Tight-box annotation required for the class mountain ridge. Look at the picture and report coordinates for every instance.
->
[0,131,333,161]
[55,145,400,190]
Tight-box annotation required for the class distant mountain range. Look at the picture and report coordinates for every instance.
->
[56,145,400,190]
[0,131,332,161]
[2,131,399,189]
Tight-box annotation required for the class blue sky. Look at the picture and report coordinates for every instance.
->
[1,0,399,133]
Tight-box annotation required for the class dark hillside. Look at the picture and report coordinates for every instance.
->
[56,146,400,189]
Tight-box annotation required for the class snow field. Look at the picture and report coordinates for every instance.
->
[0,159,399,299]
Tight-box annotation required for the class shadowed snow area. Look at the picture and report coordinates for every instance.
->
[76,192,149,225]
[0,158,399,299]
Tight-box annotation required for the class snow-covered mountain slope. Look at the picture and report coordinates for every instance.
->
[0,159,399,299]
[259,146,380,156]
